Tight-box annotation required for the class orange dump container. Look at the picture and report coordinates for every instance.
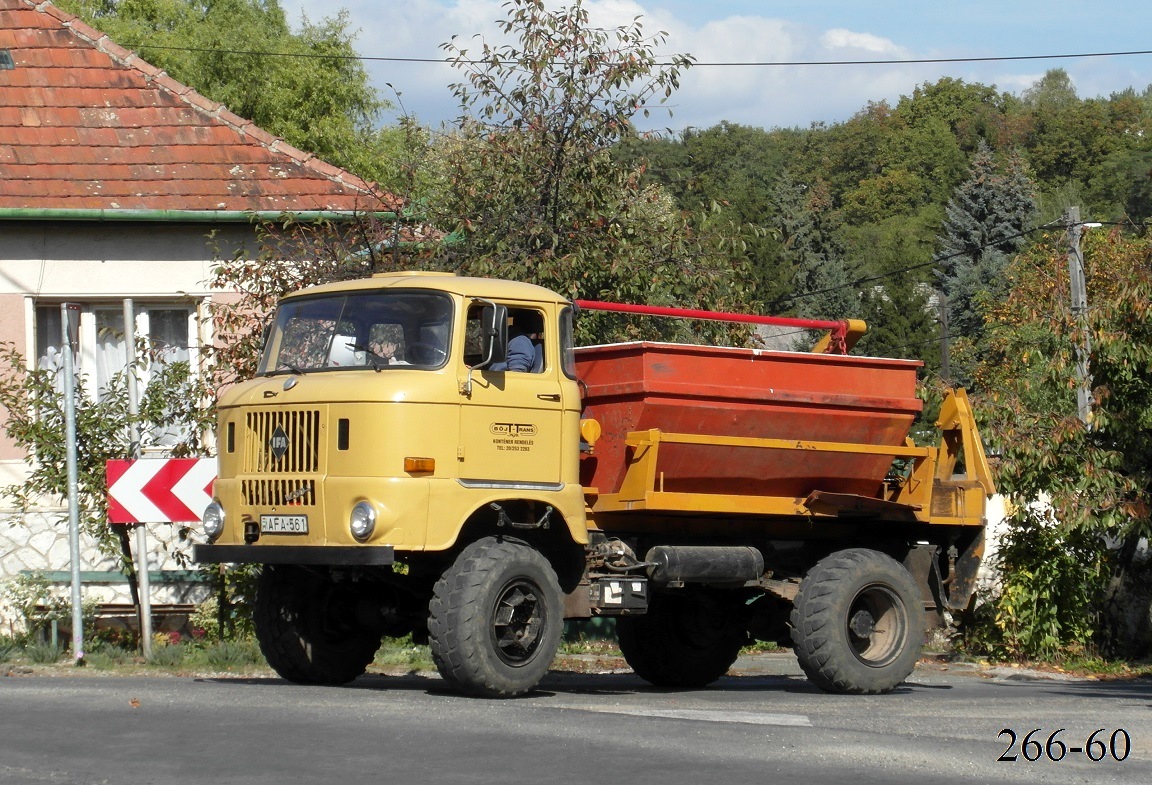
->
[575,342,923,499]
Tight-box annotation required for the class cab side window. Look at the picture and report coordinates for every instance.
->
[466,306,546,373]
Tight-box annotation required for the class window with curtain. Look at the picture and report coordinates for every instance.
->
[34,302,199,449]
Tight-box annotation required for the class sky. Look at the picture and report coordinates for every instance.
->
[278,0,1152,133]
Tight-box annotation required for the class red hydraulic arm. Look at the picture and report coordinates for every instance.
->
[573,300,865,354]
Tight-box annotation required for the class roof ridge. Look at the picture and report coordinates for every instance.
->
[25,0,386,201]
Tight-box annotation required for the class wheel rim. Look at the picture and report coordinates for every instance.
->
[846,583,907,668]
[490,578,546,666]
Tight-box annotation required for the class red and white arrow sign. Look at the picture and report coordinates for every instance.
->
[106,458,217,524]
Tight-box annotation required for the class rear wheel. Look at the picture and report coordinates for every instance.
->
[254,565,381,685]
[617,589,746,688]
[428,537,564,697]
[790,548,924,694]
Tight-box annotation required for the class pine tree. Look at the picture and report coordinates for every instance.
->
[772,174,857,322]
[855,233,938,369]
[935,141,1037,383]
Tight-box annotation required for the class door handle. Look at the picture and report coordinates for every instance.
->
[537,393,561,402]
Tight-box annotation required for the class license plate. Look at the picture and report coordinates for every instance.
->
[260,514,308,534]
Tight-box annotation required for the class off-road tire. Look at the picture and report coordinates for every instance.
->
[254,565,381,685]
[790,548,924,694]
[617,589,746,688]
[428,537,564,697]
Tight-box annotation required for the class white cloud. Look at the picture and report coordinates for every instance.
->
[277,1,1148,133]
[820,29,906,56]
[661,16,924,130]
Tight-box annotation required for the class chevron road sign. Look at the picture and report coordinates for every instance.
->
[106,458,217,524]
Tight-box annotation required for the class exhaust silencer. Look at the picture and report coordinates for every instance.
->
[645,545,764,584]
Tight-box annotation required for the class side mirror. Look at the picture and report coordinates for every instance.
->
[473,302,508,370]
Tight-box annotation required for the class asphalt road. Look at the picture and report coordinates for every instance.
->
[2,656,1149,785]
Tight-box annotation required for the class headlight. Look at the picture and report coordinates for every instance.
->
[203,501,225,540]
[349,501,376,541]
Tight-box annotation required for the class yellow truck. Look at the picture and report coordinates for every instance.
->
[194,271,993,697]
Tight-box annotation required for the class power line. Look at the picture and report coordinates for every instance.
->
[125,43,1152,68]
[687,49,1152,67]
[771,220,1066,310]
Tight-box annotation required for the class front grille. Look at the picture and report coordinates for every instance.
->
[242,478,317,507]
[244,409,321,474]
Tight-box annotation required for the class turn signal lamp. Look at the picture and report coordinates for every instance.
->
[580,419,602,448]
[404,457,436,473]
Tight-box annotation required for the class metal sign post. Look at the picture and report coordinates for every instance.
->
[122,299,153,659]
[61,302,84,665]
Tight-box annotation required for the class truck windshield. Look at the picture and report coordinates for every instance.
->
[259,290,454,374]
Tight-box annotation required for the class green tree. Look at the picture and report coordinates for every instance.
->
[428,0,752,343]
[620,122,804,307]
[56,0,391,181]
[0,342,211,629]
[934,141,1037,384]
[0,346,129,561]
[770,174,857,322]
[893,77,1018,153]
[972,228,1152,658]
[853,229,938,370]
[1019,69,1113,188]
[817,102,894,204]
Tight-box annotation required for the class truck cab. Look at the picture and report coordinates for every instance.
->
[200,272,588,563]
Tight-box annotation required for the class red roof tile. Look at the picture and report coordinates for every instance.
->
[0,0,397,214]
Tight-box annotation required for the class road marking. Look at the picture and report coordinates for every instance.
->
[581,707,812,727]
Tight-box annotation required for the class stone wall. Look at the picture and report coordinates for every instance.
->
[0,508,209,635]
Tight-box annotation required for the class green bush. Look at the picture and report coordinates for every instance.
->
[24,642,63,664]
[188,568,259,642]
[148,642,187,668]
[200,639,264,670]
[960,508,1111,660]
[1,573,69,636]
[85,641,132,670]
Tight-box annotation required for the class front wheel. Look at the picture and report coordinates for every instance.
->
[254,565,381,685]
[428,537,564,697]
[790,548,924,694]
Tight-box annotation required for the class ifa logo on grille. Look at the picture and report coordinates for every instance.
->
[269,425,290,460]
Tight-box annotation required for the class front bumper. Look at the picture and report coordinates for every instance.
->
[193,544,395,566]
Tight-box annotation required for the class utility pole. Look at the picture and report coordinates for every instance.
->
[938,291,950,385]
[122,299,153,660]
[1064,206,1093,425]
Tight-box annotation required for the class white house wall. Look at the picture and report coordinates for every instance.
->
[0,222,252,298]
[0,220,254,630]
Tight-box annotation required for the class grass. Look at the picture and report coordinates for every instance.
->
[1021,654,1152,680]
[369,629,631,674]
[5,630,1143,682]
[374,635,434,671]
[85,641,133,670]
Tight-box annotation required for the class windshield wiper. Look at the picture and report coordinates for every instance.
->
[265,361,306,376]
[349,341,388,372]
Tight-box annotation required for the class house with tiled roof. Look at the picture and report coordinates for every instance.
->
[0,0,398,624]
